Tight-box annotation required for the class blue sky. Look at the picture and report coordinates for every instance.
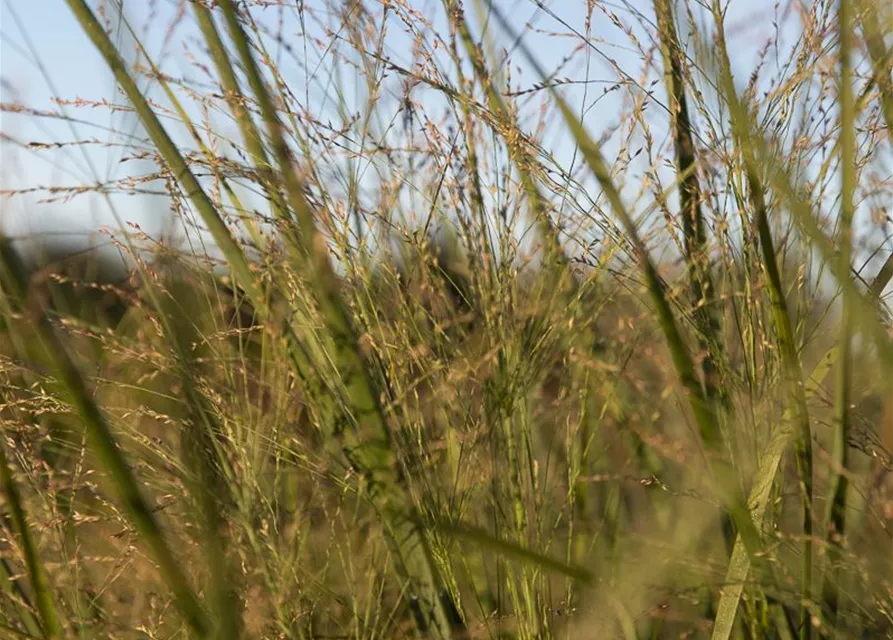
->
[0,0,811,266]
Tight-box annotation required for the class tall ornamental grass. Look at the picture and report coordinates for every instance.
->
[1,0,891,637]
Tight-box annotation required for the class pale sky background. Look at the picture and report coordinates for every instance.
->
[0,0,866,278]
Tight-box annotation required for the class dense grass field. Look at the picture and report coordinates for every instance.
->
[1,0,892,637]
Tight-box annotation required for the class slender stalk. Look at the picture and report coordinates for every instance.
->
[822,0,855,628]
[444,19,496,316]
[0,438,62,638]
[713,78,893,375]
[858,0,893,301]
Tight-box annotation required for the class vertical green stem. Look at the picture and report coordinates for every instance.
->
[0,439,63,638]
[822,0,855,629]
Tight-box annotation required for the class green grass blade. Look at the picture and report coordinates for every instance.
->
[0,440,62,638]
[858,0,893,305]
[191,3,287,221]
[433,518,593,585]
[858,0,893,145]
[712,424,792,640]
[0,556,43,639]
[712,353,834,639]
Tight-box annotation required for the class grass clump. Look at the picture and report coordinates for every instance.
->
[0,0,891,637]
